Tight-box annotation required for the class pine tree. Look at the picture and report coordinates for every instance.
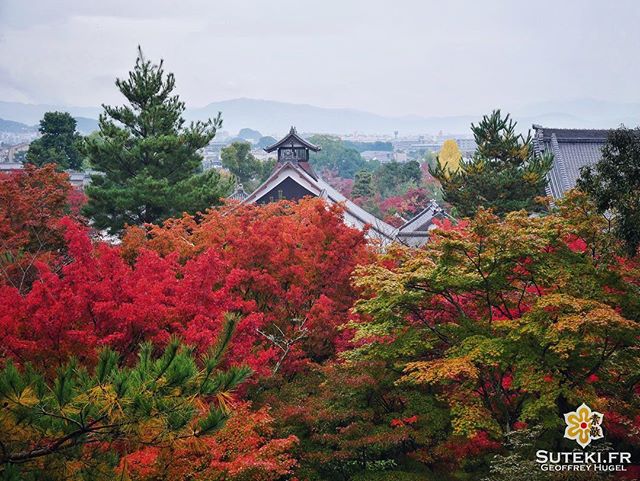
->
[25,112,84,170]
[0,314,251,480]
[83,47,233,234]
[373,160,421,197]
[430,110,552,217]
[352,170,373,198]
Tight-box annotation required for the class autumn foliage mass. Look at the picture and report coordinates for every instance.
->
[0,166,639,480]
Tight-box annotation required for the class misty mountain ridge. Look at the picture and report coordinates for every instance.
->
[1,98,639,137]
[0,114,98,136]
[0,118,36,134]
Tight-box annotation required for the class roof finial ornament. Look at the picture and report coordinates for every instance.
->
[290,126,297,134]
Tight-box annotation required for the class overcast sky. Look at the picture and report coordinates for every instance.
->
[0,0,639,117]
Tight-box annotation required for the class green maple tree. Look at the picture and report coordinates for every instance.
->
[350,191,639,469]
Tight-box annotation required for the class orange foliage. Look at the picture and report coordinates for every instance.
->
[120,402,298,481]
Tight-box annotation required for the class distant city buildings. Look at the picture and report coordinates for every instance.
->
[340,131,476,162]
[361,150,394,163]
[409,136,476,158]
[361,150,408,163]
[0,161,23,172]
[252,150,276,162]
[0,132,92,188]
[0,159,92,189]
[0,142,30,162]
[451,137,476,154]
[0,131,38,147]
[200,141,226,170]
[393,151,408,163]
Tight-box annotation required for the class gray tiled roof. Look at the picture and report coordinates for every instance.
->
[532,125,610,199]
[396,199,452,247]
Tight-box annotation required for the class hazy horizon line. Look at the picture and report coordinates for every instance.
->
[4,95,640,120]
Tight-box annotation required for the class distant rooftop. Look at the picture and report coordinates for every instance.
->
[228,183,249,202]
[396,199,452,247]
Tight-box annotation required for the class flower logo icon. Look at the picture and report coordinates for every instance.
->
[564,403,604,448]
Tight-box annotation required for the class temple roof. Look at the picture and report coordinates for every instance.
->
[264,126,321,153]
[244,160,397,243]
[396,199,451,247]
[248,125,456,246]
[532,125,610,199]
[228,183,249,201]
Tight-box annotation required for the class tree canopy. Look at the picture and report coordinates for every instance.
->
[339,191,640,478]
[25,112,84,170]
[0,179,366,479]
[373,160,421,198]
[0,164,81,293]
[221,141,274,191]
[343,140,393,152]
[2,163,640,481]
[577,126,640,256]
[308,135,371,178]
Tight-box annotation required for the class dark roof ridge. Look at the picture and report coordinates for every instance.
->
[533,124,611,132]
[533,125,610,143]
[264,126,321,153]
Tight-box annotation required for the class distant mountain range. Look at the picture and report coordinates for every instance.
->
[0,117,36,134]
[1,98,639,137]
[186,98,482,136]
[0,113,98,136]
[73,117,100,134]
